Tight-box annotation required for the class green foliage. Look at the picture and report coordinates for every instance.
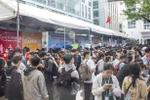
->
[125,39,139,44]
[123,0,150,22]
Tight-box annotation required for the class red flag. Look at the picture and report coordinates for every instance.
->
[106,16,111,24]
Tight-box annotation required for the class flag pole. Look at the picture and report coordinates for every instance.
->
[17,0,20,47]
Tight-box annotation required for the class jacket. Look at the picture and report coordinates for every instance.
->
[5,66,23,100]
[92,73,121,100]
[0,74,6,97]
[59,64,80,95]
[122,76,148,100]
[21,67,49,100]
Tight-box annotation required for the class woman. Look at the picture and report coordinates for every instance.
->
[95,52,105,75]
[122,63,148,100]
[92,63,121,100]
[58,54,80,100]
[0,57,6,99]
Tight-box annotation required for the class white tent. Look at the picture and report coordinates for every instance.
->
[0,0,128,37]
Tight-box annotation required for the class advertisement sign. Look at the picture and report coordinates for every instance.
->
[22,32,42,51]
[0,29,22,56]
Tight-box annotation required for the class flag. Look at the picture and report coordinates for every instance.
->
[106,16,111,24]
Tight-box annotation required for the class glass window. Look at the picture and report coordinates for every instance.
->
[89,2,92,7]
[128,21,136,28]
[82,0,85,3]
[82,4,84,18]
[33,0,46,4]
[94,19,99,25]
[85,6,87,18]
[144,20,150,29]
[57,3,64,10]
[93,1,98,9]
[94,11,99,17]
[88,8,91,20]
[48,0,56,7]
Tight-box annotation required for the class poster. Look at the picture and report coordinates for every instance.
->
[0,29,22,56]
[22,32,42,51]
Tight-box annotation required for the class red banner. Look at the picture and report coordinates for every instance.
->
[0,29,22,56]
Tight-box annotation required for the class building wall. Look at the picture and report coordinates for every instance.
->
[19,0,93,23]
[93,0,119,31]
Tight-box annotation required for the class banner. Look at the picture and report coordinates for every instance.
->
[0,29,22,56]
[22,32,42,51]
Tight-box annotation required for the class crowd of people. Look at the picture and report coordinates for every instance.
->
[0,45,150,100]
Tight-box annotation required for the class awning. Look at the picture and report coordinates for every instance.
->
[0,0,126,37]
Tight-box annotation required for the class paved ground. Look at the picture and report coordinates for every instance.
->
[76,90,83,100]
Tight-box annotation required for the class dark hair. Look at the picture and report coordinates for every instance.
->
[0,57,5,70]
[145,47,150,53]
[105,56,111,63]
[83,51,90,58]
[39,51,47,58]
[130,63,141,87]
[64,54,73,64]
[98,52,105,60]
[127,54,133,63]
[25,47,30,52]
[30,56,41,67]
[103,63,114,71]
[13,48,22,54]
[120,55,126,59]
[12,56,22,64]
[71,49,77,53]
[135,59,146,69]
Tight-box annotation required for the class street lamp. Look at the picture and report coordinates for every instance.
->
[17,0,20,47]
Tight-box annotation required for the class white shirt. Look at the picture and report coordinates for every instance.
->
[113,59,120,67]
[84,59,96,83]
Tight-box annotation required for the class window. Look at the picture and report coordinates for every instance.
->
[94,19,99,25]
[128,21,136,28]
[89,2,92,7]
[82,4,84,18]
[93,1,98,9]
[48,0,56,7]
[57,3,64,10]
[88,8,91,20]
[85,6,87,18]
[144,20,150,29]
[33,0,46,4]
[82,0,85,3]
[94,11,99,17]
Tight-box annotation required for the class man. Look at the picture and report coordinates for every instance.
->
[141,47,150,75]
[83,51,96,100]
[6,56,23,100]
[39,51,58,100]
[113,53,120,67]
[13,48,27,71]
[119,55,126,70]
[22,56,49,100]
[71,49,81,71]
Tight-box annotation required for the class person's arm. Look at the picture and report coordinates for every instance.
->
[110,76,121,97]
[89,60,96,72]
[92,77,105,96]
[140,81,148,98]
[38,73,49,100]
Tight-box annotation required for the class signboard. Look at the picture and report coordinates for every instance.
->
[22,32,42,51]
[0,29,22,56]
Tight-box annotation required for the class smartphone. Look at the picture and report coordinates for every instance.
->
[107,84,112,87]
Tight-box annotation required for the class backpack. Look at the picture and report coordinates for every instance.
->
[114,63,120,75]
[79,60,91,82]
[57,68,74,88]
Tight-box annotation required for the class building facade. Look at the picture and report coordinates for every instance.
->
[18,0,93,23]
[93,0,119,31]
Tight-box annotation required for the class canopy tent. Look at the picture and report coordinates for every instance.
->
[0,0,128,38]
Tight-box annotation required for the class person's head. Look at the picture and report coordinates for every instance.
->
[126,54,133,63]
[120,55,126,63]
[30,56,41,67]
[29,52,34,60]
[0,57,5,76]
[94,51,99,57]
[83,51,90,59]
[145,47,150,60]
[130,63,141,87]
[13,48,22,56]
[71,49,77,55]
[64,54,74,64]
[12,56,22,67]
[103,63,114,78]
[135,59,146,72]
[24,47,30,53]
[105,56,111,63]
[39,51,47,60]
[98,52,105,60]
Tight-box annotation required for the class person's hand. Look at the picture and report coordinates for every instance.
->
[103,84,112,90]
[38,63,44,68]
[110,87,114,91]
[147,86,150,91]
[91,68,96,72]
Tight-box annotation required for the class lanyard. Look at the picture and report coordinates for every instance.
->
[105,78,110,96]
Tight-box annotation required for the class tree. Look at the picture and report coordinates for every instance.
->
[123,0,150,22]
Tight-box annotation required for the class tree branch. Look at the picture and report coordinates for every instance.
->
[142,16,150,22]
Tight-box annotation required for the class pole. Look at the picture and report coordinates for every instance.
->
[17,0,20,47]
[88,27,92,46]
[64,27,66,50]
